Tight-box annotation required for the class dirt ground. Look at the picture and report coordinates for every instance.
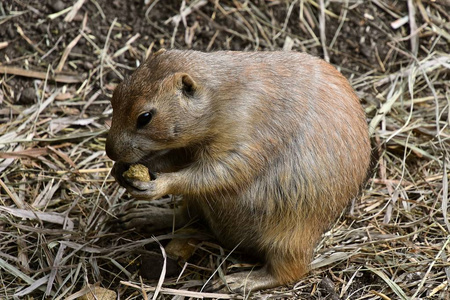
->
[1,0,450,299]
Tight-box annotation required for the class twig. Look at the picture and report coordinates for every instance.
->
[319,0,329,62]
[0,178,25,208]
[56,13,87,72]
[411,235,450,299]
[0,41,8,50]
[99,18,117,92]
[64,0,86,22]
[120,281,240,299]
[16,25,45,55]
[329,0,348,49]
[407,0,419,56]
[0,66,85,83]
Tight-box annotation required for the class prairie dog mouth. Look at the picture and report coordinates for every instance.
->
[122,149,170,165]
[116,149,169,169]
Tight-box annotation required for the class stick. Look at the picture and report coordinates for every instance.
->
[0,66,85,83]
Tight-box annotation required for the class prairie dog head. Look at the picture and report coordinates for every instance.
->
[105,51,211,163]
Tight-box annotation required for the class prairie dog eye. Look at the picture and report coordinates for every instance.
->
[137,110,155,129]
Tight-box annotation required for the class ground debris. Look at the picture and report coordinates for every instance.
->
[0,0,449,299]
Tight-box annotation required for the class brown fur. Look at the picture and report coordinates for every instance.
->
[106,50,371,291]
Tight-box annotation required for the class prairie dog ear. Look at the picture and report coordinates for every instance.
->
[175,73,197,97]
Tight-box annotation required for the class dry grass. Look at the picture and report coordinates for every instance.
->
[1,0,449,299]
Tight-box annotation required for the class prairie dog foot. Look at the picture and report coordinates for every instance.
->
[208,267,279,293]
[117,206,186,231]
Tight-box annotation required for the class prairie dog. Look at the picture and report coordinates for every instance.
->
[105,49,371,292]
